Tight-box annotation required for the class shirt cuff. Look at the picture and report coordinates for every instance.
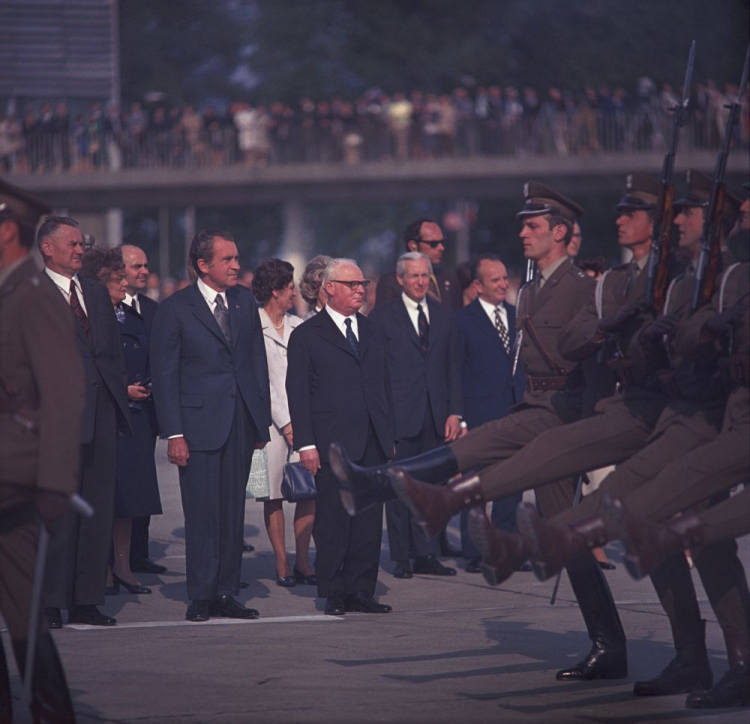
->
[298,445,316,452]
[167,434,184,440]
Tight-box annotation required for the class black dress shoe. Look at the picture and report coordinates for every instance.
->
[130,558,167,575]
[556,642,627,681]
[242,541,255,552]
[598,560,617,570]
[465,556,482,573]
[393,561,413,579]
[209,595,259,619]
[45,607,63,629]
[239,580,249,589]
[68,605,116,626]
[113,573,152,594]
[516,561,533,572]
[345,591,392,613]
[324,593,346,616]
[293,567,318,585]
[276,571,296,587]
[186,599,211,622]
[414,554,456,576]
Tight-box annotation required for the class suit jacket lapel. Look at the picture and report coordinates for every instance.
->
[315,308,359,360]
[395,299,421,351]
[227,287,242,348]
[468,299,503,353]
[188,283,230,348]
[79,278,98,349]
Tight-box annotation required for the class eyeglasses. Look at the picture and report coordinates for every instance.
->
[417,239,445,249]
[329,279,371,291]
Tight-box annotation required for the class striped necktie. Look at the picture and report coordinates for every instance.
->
[69,279,92,343]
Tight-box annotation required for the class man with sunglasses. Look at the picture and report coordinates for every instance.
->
[287,258,395,616]
[375,218,463,310]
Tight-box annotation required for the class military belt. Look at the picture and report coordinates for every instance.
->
[526,375,567,392]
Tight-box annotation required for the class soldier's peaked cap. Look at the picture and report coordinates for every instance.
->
[0,178,52,228]
[616,173,660,211]
[675,169,742,225]
[516,182,584,222]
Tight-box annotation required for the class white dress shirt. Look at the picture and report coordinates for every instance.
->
[124,291,140,314]
[45,267,87,315]
[325,304,359,340]
[401,292,430,335]
[196,277,227,312]
[478,296,508,331]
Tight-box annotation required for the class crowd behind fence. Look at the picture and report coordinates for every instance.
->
[1,81,748,175]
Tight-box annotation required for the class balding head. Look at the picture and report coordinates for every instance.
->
[120,244,149,294]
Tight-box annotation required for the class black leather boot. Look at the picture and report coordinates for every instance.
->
[12,632,76,723]
[556,556,628,681]
[633,619,713,696]
[686,632,750,708]
[0,637,12,724]
[330,442,459,515]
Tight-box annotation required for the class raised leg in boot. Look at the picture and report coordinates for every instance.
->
[516,503,608,581]
[466,505,530,587]
[390,469,483,538]
[329,442,458,515]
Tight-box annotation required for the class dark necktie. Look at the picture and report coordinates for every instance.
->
[417,303,429,354]
[69,279,92,343]
[344,318,360,358]
[624,260,639,298]
[130,295,140,314]
[214,294,231,344]
[494,306,510,353]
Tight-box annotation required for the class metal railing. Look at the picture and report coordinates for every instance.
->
[1,109,747,175]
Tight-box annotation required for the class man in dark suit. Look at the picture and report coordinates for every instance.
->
[151,230,271,622]
[120,243,166,575]
[455,254,527,572]
[0,181,82,721]
[369,252,462,579]
[375,218,463,311]
[39,216,132,628]
[287,258,396,615]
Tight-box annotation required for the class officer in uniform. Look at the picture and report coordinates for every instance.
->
[332,182,628,682]
[0,180,84,722]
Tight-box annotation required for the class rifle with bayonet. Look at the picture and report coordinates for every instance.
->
[690,45,750,313]
[644,40,696,314]
[511,259,537,379]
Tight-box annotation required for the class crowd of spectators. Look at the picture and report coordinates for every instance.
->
[1,79,747,175]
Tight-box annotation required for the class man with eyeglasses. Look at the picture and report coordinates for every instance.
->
[287,258,396,616]
[375,218,463,310]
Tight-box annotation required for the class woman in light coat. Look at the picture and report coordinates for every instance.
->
[253,259,316,586]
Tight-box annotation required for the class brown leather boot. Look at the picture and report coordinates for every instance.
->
[466,505,530,586]
[603,495,704,580]
[389,468,483,538]
[517,503,608,581]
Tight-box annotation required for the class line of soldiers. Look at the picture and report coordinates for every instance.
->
[331,172,750,710]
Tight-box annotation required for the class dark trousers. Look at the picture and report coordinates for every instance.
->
[178,399,256,601]
[44,386,117,609]
[313,427,386,598]
[386,411,441,562]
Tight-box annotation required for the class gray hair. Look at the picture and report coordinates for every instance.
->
[322,257,358,285]
[299,254,332,306]
[396,251,432,279]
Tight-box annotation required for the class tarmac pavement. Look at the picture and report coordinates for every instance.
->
[4,440,749,723]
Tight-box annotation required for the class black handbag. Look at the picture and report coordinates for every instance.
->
[281,450,317,502]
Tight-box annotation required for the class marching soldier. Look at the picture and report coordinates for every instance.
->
[332,182,629,682]
[0,179,84,722]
